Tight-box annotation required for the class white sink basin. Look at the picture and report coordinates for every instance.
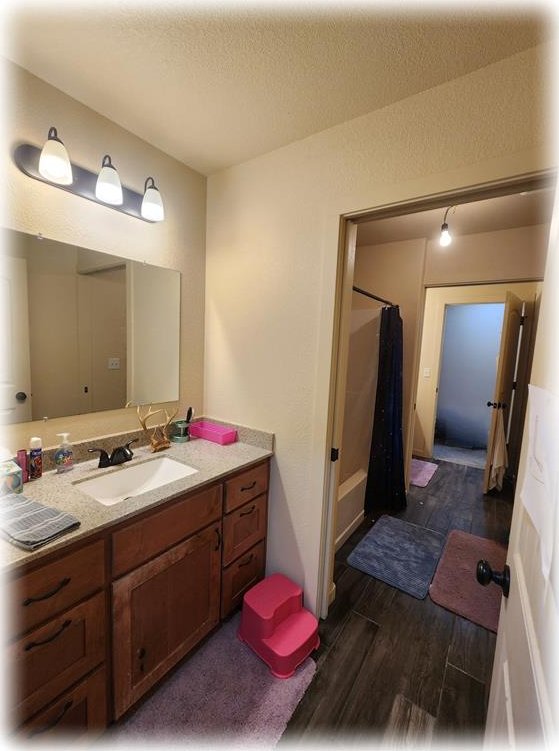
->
[75,456,198,505]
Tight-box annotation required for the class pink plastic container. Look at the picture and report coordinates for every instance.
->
[189,420,237,445]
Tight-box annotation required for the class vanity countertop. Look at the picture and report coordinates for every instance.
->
[1,437,273,572]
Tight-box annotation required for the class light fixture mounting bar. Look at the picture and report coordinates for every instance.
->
[14,143,154,223]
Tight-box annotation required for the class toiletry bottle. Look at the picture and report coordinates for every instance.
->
[16,449,28,482]
[29,436,43,480]
[54,433,74,473]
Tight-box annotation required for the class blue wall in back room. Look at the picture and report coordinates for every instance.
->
[436,303,505,449]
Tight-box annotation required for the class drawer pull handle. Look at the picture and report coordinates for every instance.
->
[239,505,256,517]
[240,481,257,492]
[28,700,73,737]
[214,528,222,551]
[239,553,254,568]
[23,577,71,606]
[24,619,72,651]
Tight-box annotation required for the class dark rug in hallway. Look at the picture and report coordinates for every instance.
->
[110,613,316,747]
[410,458,438,487]
[347,515,445,599]
[429,530,507,632]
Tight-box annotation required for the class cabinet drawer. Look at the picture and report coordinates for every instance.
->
[9,591,106,726]
[221,539,266,618]
[224,461,269,513]
[17,666,107,740]
[8,540,105,637]
[112,483,222,577]
[222,494,267,567]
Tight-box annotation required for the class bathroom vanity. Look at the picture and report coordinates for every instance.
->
[3,436,272,738]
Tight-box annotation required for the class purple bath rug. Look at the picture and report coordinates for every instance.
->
[430,530,507,632]
[410,458,438,487]
[110,612,316,747]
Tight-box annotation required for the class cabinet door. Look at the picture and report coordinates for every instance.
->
[112,522,222,718]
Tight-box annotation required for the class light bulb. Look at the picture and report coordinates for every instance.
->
[38,127,73,185]
[439,223,452,247]
[141,177,165,222]
[95,154,123,205]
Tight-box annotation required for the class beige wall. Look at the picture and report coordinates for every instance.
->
[354,223,548,473]
[1,62,206,451]
[352,238,427,486]
[206,45,552,614]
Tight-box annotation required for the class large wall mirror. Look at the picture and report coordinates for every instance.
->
[0,229,180,425]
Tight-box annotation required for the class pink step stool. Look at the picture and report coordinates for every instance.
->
[238,572,320,678]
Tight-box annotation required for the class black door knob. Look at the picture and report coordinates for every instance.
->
[15,391,27,402]
[476,559,510,598]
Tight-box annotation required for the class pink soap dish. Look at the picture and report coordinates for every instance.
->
[189,420,238,445]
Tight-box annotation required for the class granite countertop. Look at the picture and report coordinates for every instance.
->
[1,435,273,572]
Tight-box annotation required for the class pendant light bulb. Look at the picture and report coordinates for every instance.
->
[439,222,452,247]
[95,154,123,205]
[38,127,73,185]
[141,176,165,222]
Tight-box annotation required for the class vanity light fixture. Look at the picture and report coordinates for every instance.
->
[439,206,454,247]
[38,127,73,185]
[95,154,123,205]
[14,131,164,223]
[141,177,165,222]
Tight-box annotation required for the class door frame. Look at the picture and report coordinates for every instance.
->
[318,169,555,619]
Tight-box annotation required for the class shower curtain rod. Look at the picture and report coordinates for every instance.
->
[352,285,396,307]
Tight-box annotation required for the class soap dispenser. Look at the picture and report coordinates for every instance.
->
[54,433,74,473]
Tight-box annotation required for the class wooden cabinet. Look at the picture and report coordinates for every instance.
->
[112,521,222,718]
[112,484,222,577]
[17,667,107,741]
[221,461,269,618]
[6,455,270,733]
[7,541,107,735]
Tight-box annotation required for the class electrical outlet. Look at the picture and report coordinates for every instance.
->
[108,357,121,370]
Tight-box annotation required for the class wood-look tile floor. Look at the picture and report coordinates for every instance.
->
[280,460,513,748]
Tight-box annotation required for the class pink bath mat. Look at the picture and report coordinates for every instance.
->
[429,530,507,632]
[410,458,438,487]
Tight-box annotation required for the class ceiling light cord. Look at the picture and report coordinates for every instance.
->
[439,205,455,247]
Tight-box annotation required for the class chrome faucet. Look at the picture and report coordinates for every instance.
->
[88,438,138,468]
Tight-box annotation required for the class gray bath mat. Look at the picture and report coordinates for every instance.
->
[347,515,445,599]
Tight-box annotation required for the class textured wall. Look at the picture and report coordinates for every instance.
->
[2,62,206,451]
[206,45,552,614]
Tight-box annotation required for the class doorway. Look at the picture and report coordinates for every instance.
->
[433,302,504,469]
[320,172,554,616]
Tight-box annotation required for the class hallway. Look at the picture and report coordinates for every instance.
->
[281,460,513,746]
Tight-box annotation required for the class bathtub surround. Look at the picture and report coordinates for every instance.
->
[111,613,316,747]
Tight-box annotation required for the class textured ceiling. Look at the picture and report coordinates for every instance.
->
[2,2,550,175]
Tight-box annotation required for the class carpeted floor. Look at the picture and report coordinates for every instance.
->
[347,515,445,599]
[109,613,316,748]
[430,530,507,632]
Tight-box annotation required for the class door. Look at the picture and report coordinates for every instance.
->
[112,522,222,718]
[483,292,524,493]
[484,191,558,744]
[0,256,32,423]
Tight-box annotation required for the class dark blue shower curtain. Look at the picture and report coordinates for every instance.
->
[364,305,407,515]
